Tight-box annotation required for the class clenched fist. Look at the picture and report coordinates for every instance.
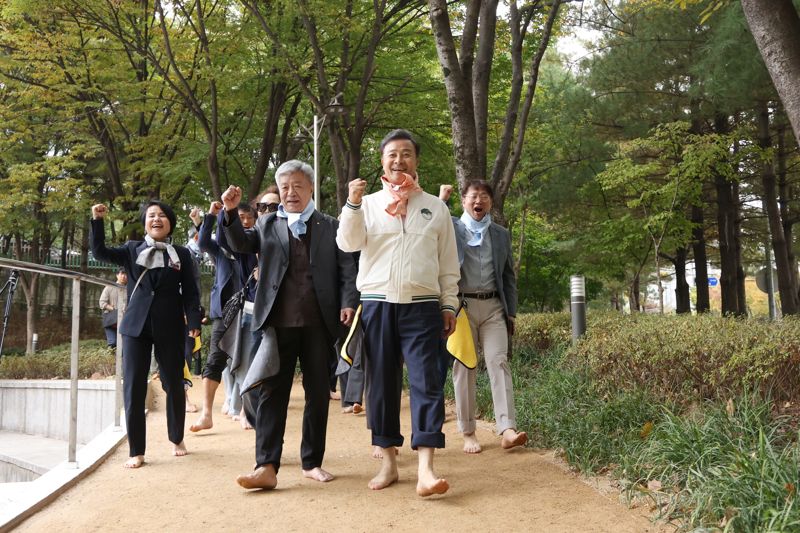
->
[208,201,223,216]
[92,204,108,219]
[438,184,454,202]
[348,179,367,205]
[221,186,242,211]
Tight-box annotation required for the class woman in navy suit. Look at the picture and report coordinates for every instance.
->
[91,201,202,468]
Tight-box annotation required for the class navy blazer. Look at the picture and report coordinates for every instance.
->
[198,212,257,319]
[223,209,359,340]
[90,219,202,338]
[452,217,518,318]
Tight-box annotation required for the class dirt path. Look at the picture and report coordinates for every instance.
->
[15,380,668,532]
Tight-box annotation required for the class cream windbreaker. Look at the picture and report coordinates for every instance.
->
[336,188,460,314]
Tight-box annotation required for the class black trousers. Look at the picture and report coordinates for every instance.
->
[201,317,228,382]
[122,318,185,457]
[362,301,445,450]
[254,326,333,473]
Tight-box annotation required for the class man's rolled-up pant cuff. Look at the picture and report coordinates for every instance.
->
[410,431,445,450]
[372,434,404,449]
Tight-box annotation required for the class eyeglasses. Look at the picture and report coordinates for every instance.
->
[256,202,280,213]
[464,193,491,201]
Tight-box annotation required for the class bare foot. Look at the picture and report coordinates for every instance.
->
[416,477,449,497]
[237,464,277,490]
[352,403,364,414]
[189,413,213,432]
[185,401,198,413]
[342,405,354,413]
[123,455,144,469]
[462,432,482,454]
[220,400,229,415]
[368,454,399,490]
[239,409,253,430]
[501,429,528,449]
[172,441,188,456]
[302,467,335,482]
[372,445,399,459]
[329,390,341,400]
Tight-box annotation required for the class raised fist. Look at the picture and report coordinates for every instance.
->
[92,204,108,219]
[221,186,242,211]
[208,201,223,216]
[348,179,367,205]
[438,184,454,202]
[189,207,202,226]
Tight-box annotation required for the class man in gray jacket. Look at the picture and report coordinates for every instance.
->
[440,181,527,453]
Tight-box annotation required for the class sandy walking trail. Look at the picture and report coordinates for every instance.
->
[15,379,668,532]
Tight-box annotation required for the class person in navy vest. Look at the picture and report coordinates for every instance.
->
[90,201,202,469]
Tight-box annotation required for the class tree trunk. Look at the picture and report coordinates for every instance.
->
[776,119,799,297]
[670,247,691,313]
[713,115,743,316]
[427,0,482,187]
[757,102,798,314]
[691,204,710,313]
[741,0,800,150]
[629,272,641,312]
[734,177,747,315]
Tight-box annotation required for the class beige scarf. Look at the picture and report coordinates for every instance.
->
[381,173,422,217]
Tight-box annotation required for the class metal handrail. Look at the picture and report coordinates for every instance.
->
[0,258,123,467]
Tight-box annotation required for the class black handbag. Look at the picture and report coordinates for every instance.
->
[102,310,118,328]
[221,269,256,329]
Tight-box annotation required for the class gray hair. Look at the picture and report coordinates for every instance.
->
[274,160,314,185]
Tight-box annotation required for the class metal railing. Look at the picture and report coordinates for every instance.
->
[0,258,123,467]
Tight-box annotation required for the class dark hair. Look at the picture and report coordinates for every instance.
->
[461,180,494,200]
[139,200,177,236]
[379,129,420,156]
[237,202,256,217]
[117,267,127,274]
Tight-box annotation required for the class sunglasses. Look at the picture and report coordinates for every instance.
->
[256,202,280,213]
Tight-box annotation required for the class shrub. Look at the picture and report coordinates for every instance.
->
[0,339,116,379]
[514,312,572,352]
[566,313,800,405]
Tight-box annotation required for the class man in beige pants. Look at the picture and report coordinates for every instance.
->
[440,181,528,454]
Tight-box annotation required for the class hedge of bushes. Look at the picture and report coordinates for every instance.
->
[0,339,116,379]
[474,312,800,531]
[513,312,800,405]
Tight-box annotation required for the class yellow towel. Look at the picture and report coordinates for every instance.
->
[447,307,478,369]
[183,361,193,386]
[339,305,363,365]
[193,336,202,354]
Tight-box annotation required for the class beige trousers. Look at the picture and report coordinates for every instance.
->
[452,296,516,435]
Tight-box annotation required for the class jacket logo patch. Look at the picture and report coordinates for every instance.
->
[420,208,432,220]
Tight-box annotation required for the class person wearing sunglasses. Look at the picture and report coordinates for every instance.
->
[254,185,280,216]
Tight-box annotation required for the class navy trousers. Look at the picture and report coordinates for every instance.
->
[361,301,445,450]
[121,317,185,457]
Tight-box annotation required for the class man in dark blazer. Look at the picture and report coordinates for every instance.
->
[221,160,358,490]
[440,181,527,454]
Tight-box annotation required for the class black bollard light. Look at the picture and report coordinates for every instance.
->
[570,275,586,343]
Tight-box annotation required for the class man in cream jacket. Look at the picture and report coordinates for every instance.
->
[336,129,460,497]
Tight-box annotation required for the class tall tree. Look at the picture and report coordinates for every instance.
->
[427,0,564,216]
[741,0,800,150]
